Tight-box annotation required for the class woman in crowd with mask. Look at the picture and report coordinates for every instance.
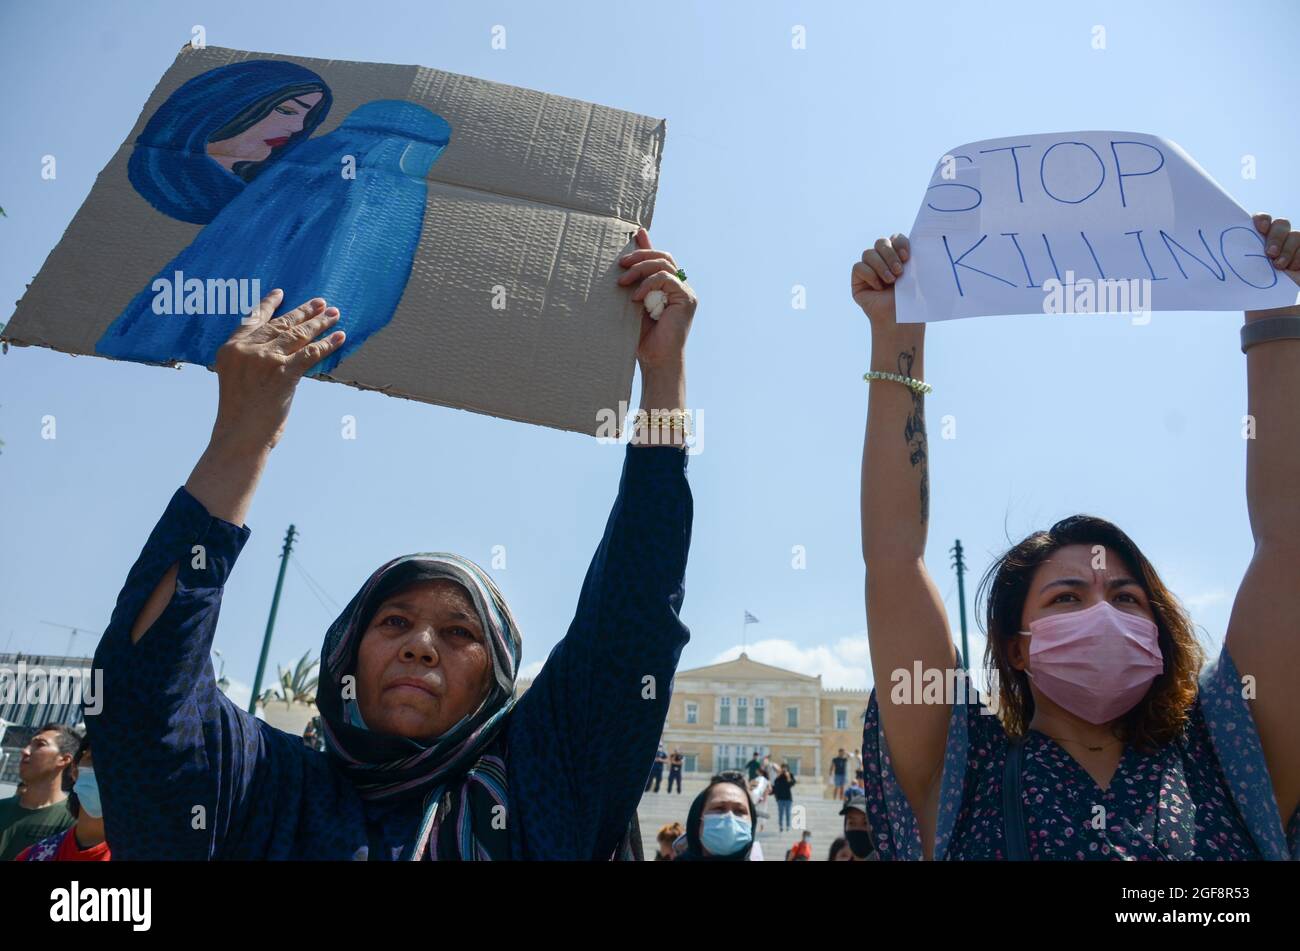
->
[15,735,111,862]
[677,773,758,861]
[87,230,698,860]
[854,213,1300,860]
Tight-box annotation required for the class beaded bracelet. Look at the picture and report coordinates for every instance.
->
[632,409,693,436]
[863,370,932,395]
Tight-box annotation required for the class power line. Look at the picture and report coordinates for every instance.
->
[290,557,338,620]
[290,553,343,614]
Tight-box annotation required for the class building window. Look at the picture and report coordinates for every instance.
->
[714,744,746,772]
[786,706,799,728]
[835,707,848,730]
[737,696,748,726]
[754,698,766,727]
[685,702,698,724]
[684,753,698,773]
[719,697,731,726]
[788,756,801,777]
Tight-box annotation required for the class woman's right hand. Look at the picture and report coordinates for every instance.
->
[209,289,344,455]
[851,233,910,328]
[184,290,344,527]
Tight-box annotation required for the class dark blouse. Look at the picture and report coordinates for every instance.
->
[86,444,692,860]
[861,648,1298,860]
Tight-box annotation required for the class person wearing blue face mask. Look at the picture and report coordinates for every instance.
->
[677,772,757,862]
[15,735,112,862]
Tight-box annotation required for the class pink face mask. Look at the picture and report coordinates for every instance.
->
[1019,600,1164,725]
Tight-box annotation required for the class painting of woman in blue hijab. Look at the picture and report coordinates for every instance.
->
[129,60,332,224]
[98,99,453,375]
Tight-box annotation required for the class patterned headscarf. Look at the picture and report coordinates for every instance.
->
[316,553,522,860]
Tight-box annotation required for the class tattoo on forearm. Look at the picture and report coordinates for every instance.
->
[898,347,929,524]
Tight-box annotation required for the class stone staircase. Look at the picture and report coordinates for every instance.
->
[635,777,848,861]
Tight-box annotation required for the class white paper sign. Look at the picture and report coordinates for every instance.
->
[895,131,1298,323]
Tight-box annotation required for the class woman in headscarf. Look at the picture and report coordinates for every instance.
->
[98,99,449,371]
[127,59,332,224]
[853,213,1300,860]
[86,229,697,860]
[676,773,757,862]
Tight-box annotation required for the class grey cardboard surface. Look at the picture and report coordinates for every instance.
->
[2,44,666,435]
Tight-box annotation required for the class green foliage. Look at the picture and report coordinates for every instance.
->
[258,650,320,706]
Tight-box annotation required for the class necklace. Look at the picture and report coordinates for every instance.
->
[1040,732,1122,753]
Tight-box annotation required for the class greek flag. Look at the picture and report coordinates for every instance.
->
[744,611,760,624]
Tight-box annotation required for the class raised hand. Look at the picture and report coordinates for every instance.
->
[1255,212,1300,287]
[618,227,695,374]
[184,290,344,527]
[210,290,345,455]
[851,233,911,326]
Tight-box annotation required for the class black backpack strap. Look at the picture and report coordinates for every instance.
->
[1002,736,1030,861]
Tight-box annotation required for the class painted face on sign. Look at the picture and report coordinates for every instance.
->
[206,91,324,170]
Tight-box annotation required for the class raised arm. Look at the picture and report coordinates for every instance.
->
[88,292,345,858]
[129,293,344,642]
[854,236,957,855]
[1223,213,1300,829]
[508,230,696,858]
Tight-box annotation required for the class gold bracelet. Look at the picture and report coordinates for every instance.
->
[632,409,693,437]
[655,410,691,431]
[863,370,932,395]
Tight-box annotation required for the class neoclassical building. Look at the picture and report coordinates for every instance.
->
[513,653,871,796]
[660,654,870,794]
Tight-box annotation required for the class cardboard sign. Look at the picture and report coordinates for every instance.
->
[2,45,666,434]
[895,131,1297,323]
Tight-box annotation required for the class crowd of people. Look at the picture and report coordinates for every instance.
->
[5,207,1298,862]
[643,745,684,794]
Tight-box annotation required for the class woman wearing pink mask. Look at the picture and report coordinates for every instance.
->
[854,213,1300,861]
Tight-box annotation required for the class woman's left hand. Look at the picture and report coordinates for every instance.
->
[618,228,696,374]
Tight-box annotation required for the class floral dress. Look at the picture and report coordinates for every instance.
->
[861,646,1298,860]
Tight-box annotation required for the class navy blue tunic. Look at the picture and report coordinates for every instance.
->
[87,445,691,860]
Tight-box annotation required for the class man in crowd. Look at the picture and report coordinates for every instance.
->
[830,747,849,800]
[840,792,879,861]
[15,733,111,861]
[846,768,866,800]
[645,743,668,793]
[0,724,78,861]
[667,748,684,794]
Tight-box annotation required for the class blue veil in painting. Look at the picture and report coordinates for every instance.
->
[97,100,452,375]
[130,60,332,224]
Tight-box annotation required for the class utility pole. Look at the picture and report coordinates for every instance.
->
[950,539,970,667]
[249,524,297,716]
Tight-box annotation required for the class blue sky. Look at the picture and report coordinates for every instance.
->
[1,0,1295,703]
